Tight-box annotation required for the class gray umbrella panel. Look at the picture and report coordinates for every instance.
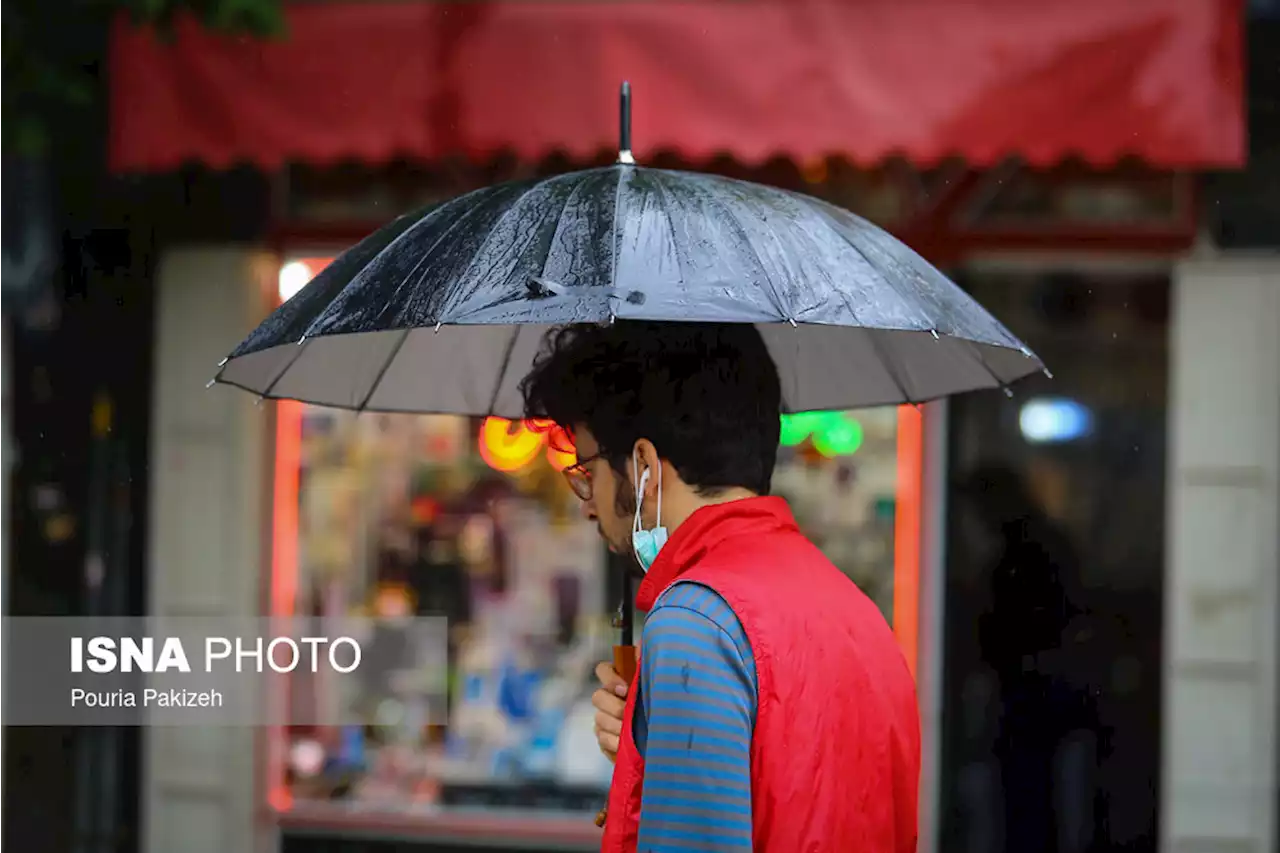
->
[217,323,1036,418]
[218,165,1043,415]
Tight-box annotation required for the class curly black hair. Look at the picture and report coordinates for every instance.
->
[520,321,781,496]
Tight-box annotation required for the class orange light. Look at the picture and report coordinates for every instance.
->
[479,417,544,472]
[892,405,923,680]
[546,446,577,472]
[545,425,577,471]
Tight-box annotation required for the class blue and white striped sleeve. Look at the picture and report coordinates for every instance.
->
[634,581,757,852]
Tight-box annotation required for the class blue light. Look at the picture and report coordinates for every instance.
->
[1019,398,1093,444]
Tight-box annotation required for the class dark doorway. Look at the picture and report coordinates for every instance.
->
[939,268,1169,853]
[3,224,154,853]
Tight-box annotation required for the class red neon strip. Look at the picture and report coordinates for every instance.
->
[271,399,301,617]
[267,257,335,815]
[268,397,302,813]
[893,405,923,679]
[268,261,323,815]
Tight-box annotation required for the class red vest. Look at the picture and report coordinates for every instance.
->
[600,497,921,853]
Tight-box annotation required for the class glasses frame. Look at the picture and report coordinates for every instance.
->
[562,452,603,501]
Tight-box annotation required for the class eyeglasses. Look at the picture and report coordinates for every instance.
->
[562,453,602,501]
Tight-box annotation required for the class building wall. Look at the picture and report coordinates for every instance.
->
[1163,255,1280,853]
[144,247,276,853]
[143,246,1280,853]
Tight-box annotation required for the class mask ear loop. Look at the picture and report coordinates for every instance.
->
[632,450,646,536]
[654,463,662,530]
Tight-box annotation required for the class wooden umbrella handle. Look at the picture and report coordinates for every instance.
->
[595,643,638,827]
[612,644,638,684]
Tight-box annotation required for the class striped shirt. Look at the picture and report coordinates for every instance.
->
[633,581,758,852]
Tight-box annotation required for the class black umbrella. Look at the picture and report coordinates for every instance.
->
[214,86,1045,823]
[215,85,1045,416]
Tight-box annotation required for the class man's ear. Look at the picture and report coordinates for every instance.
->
[632,438,662,500]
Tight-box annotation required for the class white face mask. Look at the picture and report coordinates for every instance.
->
[630,448,668,572]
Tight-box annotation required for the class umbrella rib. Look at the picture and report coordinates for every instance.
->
[356,328,411,412]
[806,194,1028,396]
[485,326,522,417]
[440,174,582,321]
[646,172,688,292]
[958,338,1012,395]
[258,337,314,400]
[864,329,916,406]
[534,176,591,286]
[312,186,496,337]
[802,199,935,331]
[687,174,789,320]
[610,167,627,297]
[369,187,513,330]
[447,178,590,325]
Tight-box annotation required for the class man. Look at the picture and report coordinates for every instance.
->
[522,321,921,852]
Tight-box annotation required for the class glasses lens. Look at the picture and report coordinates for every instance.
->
[564,465,592,501]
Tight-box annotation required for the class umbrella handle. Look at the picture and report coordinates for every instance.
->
[595,643,638,827]
[613,644,638,684]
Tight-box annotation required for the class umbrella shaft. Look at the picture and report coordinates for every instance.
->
[619,81,632,154]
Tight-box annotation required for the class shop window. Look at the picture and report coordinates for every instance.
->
[269,257,921,822]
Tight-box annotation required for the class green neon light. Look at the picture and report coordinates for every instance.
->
[779,412,865,457]
[780,412,824,446]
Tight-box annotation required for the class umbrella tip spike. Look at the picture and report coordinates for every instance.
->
[297,335,307,346]
[788,317,798,328]
[1001,386,1014,399]
[217,357,229,367]
[205,378,217,389]
[434,322,442,333]
[617,81,634,165]
[1042,367,1054,379]
[929,329,940,341]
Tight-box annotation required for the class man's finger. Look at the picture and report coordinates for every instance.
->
[597,730,620,757]
[595,661,629,697]
[595,708,622,736]
[592,687,625,717]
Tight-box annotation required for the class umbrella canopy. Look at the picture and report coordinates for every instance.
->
[216,164,1044,415]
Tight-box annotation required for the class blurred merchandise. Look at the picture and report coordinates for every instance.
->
[274,393,904,819]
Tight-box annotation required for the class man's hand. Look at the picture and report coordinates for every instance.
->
[592,661,629,763]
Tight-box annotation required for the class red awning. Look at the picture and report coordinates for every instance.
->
[108,0,1245,174]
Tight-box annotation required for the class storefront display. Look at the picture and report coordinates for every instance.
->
[267,258,921,840]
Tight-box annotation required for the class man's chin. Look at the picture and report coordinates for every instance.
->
[602,538,643,571]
